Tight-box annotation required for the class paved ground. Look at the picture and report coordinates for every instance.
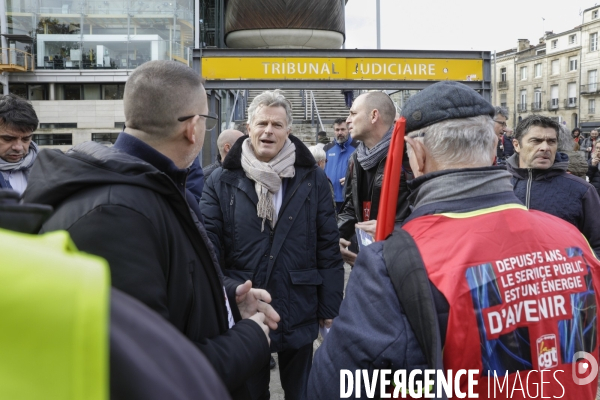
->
[269,262,352,399]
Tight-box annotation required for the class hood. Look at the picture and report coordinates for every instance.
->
[506,152,569,181]
[222,134,316,170]
[23,141,173,208]
[407,166,514,208]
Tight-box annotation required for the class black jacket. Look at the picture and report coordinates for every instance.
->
[337,148,411,240]
[23,142,269,399]
[201,135,344,352]
[587,160,600,197]
[204,156,222,179]
[507,152,600,257]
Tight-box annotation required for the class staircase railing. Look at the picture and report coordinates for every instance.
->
[309,91,325,138]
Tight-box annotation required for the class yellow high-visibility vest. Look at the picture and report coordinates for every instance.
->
[0,229,109,400]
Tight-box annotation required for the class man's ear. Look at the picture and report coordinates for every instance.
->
[405,136,426,174]
[512,138,520,154]
[371,109,379,124]
[182,115,200,144]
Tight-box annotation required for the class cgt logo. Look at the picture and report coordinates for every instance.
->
[572,351,599,385]
[537,335,558,369]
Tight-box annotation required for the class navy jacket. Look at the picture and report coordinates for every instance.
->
[323,138,358,202]
[201,135,344,352]
[507,152,600,257]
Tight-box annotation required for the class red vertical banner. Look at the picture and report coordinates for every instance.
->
[375,117,406,242]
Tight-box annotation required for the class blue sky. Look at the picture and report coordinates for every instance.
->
[344,0,590,53]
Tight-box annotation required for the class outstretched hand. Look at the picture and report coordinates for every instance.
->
[235,280,280,331]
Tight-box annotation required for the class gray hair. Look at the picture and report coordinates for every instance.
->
[494,106,509,119]
[558,125,574,151]
[247,90,293,128]
[408,115,496,169]
[308,145,326,163]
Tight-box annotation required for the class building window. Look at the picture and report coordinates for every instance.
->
[534,89,542,110]
[590,70,598,92]
[550,85,559,109]
[590,99,596,114]
[551,39,558,49]
[569,56,578,72]
[500,93,507,108]
[569,34,577,44]
[103,84,125,100]
[551,60,559,75]
[501,67,507,82]
[534,63,542,78]
[32,134,73,145]
[8,83,48,100]
[591,33,598,51]
[39,123,77,129]
[593,10,599,19]
[567,82,577,107]
[519,89,527,112]
[520,66,528,80]
[92,132,120,144]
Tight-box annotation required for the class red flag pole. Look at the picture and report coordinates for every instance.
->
[375,117,406,241]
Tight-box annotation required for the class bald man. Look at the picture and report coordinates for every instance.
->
[204,129,245,178]
[338,91,411,265]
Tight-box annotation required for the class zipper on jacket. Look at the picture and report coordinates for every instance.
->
[526,169,532,209]
[229,193,236,253]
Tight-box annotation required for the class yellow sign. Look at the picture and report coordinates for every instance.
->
[202,57,483,81]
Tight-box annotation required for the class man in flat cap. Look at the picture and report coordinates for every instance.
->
[308,81,600,399]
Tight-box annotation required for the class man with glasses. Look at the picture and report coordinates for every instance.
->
[24,61,279,400]
[493,106,512,164]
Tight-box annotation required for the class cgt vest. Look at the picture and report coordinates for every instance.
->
[403,204,600,399]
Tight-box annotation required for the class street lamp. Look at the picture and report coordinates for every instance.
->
[376,0,380,49]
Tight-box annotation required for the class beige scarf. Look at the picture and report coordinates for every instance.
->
[241,138,296,231]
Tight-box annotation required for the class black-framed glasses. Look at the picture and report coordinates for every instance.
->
[494,120,507,127]
[178,112,218,130]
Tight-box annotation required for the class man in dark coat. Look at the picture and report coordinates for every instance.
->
[506,115,600,257]
[201,89,344,400]
[337,91,411,265]
[23,60,278,400]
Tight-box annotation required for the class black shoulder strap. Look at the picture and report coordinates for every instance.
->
[383,227,447,399]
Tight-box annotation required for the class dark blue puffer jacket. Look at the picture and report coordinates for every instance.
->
[201,134,344,352]
[507,152,600,257]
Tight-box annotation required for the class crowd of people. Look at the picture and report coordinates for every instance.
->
[3,60,600,399]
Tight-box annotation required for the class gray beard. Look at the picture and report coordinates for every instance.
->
[335,136,349,145]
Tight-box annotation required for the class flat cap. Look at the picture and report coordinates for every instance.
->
[401,81,495,133]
